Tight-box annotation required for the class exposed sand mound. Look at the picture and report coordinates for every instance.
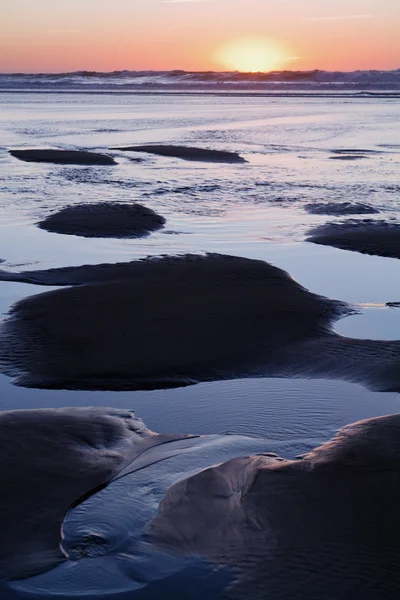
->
[306,219,400,259]
[1,254,399,392]
[9,149,116,166]
[0,258,170,286]
[112,144,246,163]
[0,254,350,390]
[0,406,196,580]
[150,413,400,599]
[329,154,367,160]
[38,202,166,238]
[304,202,379,216]
[330,148,383,154]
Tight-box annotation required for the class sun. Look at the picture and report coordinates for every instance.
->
[214,37,289,73]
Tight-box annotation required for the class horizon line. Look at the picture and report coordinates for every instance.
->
[1,66,400,76]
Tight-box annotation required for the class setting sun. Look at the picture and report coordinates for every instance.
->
[215,38,290,73]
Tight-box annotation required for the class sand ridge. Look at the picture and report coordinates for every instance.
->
[307,219,400,259]
[112,144,247,163]
[38,202,166,238]
[9,149,117,166]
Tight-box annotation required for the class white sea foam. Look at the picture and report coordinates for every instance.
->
[1,69,400,93]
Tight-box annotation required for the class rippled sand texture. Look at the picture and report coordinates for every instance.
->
[0,254,348,389]
[1,254,400,393]
[307,220,400,259]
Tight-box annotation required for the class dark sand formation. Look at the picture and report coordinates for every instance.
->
[0,407,196,580]
[112,144,246,163]
[0,258,172,286]
[307,220,400,259]
[9,149,116,166]
[0,253,350,390]
[150,413,400,599]
[329,148,382,159]
[330,149,383,154]
[38,202,166,238]
[329,154,367,160]
[0,253,399,392]
[305,201,379,216]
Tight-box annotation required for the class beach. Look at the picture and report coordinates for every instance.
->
[0,84,399,598]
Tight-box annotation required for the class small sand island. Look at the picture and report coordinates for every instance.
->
[10,149,117,166]
[38,202,166,238]
[306,219,400,259]
[1,253,399,393]
[112,144,247,163]
[304,202,379,216]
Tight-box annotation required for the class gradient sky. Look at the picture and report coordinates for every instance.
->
[1,0,399,73]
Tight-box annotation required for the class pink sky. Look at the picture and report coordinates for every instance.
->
[1,0,399,72]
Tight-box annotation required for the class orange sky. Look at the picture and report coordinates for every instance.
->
[1,0,399,72]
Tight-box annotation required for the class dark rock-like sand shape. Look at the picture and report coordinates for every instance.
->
[330,148,383,154]
[0,407,195,581]
[305,201,379,216]
[329,154,367,160]
[0,253,399,392]
[10,149,116,166]
[38,202,166,238]
[150,413,400,599]
[0,254,350,390]
[112,144,246,163]
[307,220,400,259]
[0,258,166,286]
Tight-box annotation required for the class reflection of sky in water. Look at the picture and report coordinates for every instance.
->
[336,306,400,340]
[0,374,399,460]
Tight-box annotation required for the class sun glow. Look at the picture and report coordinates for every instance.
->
[215,38,289,73]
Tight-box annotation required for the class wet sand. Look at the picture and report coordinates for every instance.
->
[304,202,379,216]
[0,407,187,579]
[38,202,166,238]
[10,149,116,166]
[112,144,246,163]
[307,220,400,259]
[2,407,400,600]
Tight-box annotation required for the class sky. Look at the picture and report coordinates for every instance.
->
[1,0,399,73]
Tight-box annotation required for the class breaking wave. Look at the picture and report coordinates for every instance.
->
[1,69,400,94]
